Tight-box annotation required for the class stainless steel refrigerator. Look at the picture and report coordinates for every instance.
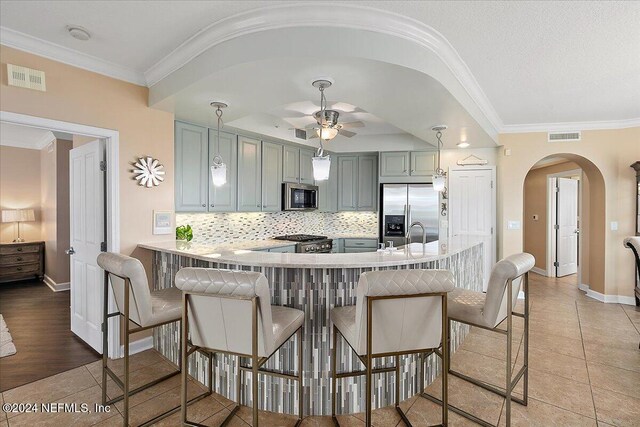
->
[380,184,439,247]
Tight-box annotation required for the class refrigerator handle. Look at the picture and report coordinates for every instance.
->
[407,204,411,227]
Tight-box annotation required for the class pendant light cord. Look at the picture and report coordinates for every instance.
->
[317,85,327,156]
[435,130,443,174]
[213,105,224,165]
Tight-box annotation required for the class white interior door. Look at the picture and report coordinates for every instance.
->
[449,167,496,291]
[69,140,105,352]
[556,177,579,277]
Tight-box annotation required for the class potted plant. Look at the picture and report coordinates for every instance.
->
[175,225,193,248]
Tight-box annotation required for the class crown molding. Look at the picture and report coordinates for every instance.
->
[500,117,640,134]
[0,26,146,86]
[144,2,504,135]
[0,130,55,150]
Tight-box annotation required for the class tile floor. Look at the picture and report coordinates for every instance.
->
[0,273,638,426]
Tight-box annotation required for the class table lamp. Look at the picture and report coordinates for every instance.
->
[1,209,36,242]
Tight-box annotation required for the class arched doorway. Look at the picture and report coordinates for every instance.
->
[522,154,606,296]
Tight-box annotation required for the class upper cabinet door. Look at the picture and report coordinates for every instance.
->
[357,154,378,211]
[299,148,316,184]
[175,121,208,212]
[318,152,338,212]
[337,156,358,211]
[261,142,283,212]
[380,152,409,177]
[282,146,300,183]
[410,151,437,176]
[208,130,237,212]
[237,136,262,212]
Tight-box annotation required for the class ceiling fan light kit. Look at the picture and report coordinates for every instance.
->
[210,101,228,187]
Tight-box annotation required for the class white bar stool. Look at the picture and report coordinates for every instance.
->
[423,253,534,427]
[174,267,305,427]
[97,253,212,427]
[330,269,455,427]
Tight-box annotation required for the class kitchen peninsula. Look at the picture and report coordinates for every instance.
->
[138,236,486,416]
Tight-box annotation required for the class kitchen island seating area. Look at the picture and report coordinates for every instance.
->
[111,240,535,425]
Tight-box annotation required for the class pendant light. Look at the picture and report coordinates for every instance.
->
[210,102,228,187]
[431,125,448,192]
[312,79,333,181]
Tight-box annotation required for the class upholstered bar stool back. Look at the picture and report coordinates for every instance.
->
[351,269,455,355]
[174,268,279,357]
[483,253,535,328]
[97,252,152,326]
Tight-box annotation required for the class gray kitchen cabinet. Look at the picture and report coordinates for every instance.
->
[331,238,344,253]
[357,155,378,211]
[380,152,410,177]
[175,121,209,212]
[337,156,358,211]
[208,129,237,212]
[261,141,283,212]
[299,148,315,184]
[237,136,262,212]
[318,152,338,212]
[269,245,296,253]
[410,151,437,176]
[282,145,300,183]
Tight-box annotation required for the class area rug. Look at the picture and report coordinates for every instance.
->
[0,314,17,358]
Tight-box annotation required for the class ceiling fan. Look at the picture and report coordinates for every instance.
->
[291,80,364,140]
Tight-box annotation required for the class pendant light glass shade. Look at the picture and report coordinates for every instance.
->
[312,154,331,181]
[211,161,227,187]
[432,173,446,192]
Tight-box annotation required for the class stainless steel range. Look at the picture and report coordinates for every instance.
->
[273,234,333,253]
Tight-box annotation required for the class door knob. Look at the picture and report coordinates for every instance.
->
[574,229,580,234]
[66,247,76,255]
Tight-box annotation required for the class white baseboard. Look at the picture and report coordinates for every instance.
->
[43,275,70,292]
[578,283,590,292]
[530,267,547,276]
[119,336,154,357]
[585,288,636,306]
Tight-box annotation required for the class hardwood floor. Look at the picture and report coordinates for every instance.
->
[0,279,100,392]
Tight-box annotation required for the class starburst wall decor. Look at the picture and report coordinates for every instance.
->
[132,156,165,187]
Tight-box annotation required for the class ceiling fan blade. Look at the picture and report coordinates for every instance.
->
[340,121,365,129]
[338,129,357,138]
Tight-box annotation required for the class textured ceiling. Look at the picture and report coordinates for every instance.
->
[1,1,638,127]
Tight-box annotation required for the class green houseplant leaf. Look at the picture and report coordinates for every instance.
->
[176,225,193,242]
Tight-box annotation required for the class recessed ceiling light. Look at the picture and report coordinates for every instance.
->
[66,25,91,41]
[457,142,470,148]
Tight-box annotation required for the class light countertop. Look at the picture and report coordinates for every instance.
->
[138,235,487,268]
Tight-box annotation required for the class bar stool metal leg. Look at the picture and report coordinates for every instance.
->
[332,324,338,426]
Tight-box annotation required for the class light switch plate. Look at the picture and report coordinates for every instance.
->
[610,221,618,231]
[508,220,521,230]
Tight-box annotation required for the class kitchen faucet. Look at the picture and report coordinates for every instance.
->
[406,221,427,245]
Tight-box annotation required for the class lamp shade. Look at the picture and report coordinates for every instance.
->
[1,209,35,223]
[312,155,331,181]
[210,163,227,187]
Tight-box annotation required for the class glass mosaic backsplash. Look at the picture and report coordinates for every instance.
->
[176,211,378,244]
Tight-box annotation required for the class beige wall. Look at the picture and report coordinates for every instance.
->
[0,145,41,242]
[498,127,640,298]
[523,161,581,271]
[40,139,72,285]
[0,46,175,262]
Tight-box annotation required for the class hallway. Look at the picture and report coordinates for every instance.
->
[0,273,638,426]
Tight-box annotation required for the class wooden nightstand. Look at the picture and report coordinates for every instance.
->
[0,241,45,283]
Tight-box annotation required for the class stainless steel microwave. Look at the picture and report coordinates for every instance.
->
[282,183,318,211]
